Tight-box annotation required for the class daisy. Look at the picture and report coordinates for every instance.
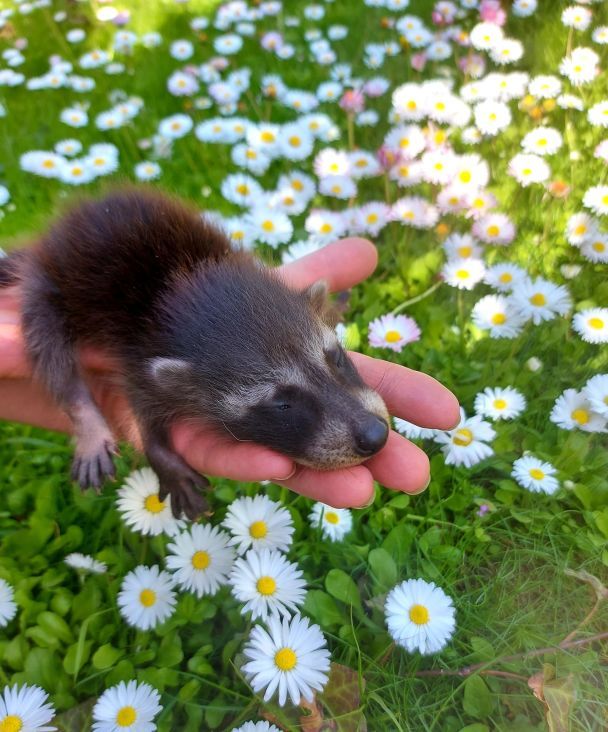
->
[581,234,608,263]
[158,114,192,140]
[583,374,608,418]
[248,208,293,248]
[247,124,281,158]
[592,26,608,44]
[562,5,592,31]
[385,579,456,655]
[474,100,511,136]
[550,389,607,432]
[451,154,490,192]
[232,723,280,732]
[442,258,485,291]
[305,210,346,242]
[92,681,162,732]
[166,524,235,598]
[474,387,527,421]
[229,549,306,620]
[434,409,496,468]
[582,185,608,216]
[278,124,314,162]
[491,39,524,65]
[59,159,95,185]
[60,107,87,127]
[319,175,356,200]
[348,151,381,179]
[508,153,550,187]
[134,161,161,181]
[522,127,563,156]
[384,125,426,160]
[241,614,330,707]
[20,151,65,178]
[116,467,184,536]
[356,202,390,236]
[214,34,243,55]
[512,455,559,495]
[529,75,562,99]
[511,278,571,324]
[314,148,350,178]
[420,150,456,186]
[0,578,17,627]
[170,39,193,60]
[64,553,107,574]
[223,495,294,555]
[588,101,608,128]
[472,295,526,338]
[513,0,537,16]
[0,684,56,732]
[566,212,598,246]
[392,83,426,122]
[309,503,353,541]
[473,213,516,246]
[221,173,263,207]
[392,196,438,229]
[393,418,438,441]
[118,565,176,631]
[368,313,421,352]
[560,47,599,85]
[390,161,423,188]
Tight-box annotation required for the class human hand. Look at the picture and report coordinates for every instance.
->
[0,238,459,508]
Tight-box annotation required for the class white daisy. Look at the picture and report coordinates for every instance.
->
[134,161,161,181]
[248,208,293,248]
[368,313,421,352]
[521,127,563,156]
[223,495,294,555]
[588,101,608,128]
[583,374,608,418]
[566,212,598,246]
[442,258,486,291]
[309,503,353,541]
[20,151,65,178]
[117,565,176,631]
[512,455,559,495]
[231,723,280,732]
[582,185,608,216]
[384,124,426,160]
[508,153,550,187]
[0,579,17,627]
[385,579,456,655]
[166,524,235,598]
[529,74,562,99]
[434,409,495,468]
[550,389,607,432]
[59,159,95,185]
[229,548,306,621]
[472,294,526,338]
[158,113,192,140]
[241,614,330,707]
[221,173,263,207]
[562,5,592,31]
[474,100,511,136]
[92,680,162,732]
[474,387,527,421]
[510,278,571,324]
[319,175,356,200]
[64,553,107,574]
[0,684,56,732]
[116,467,184,536]
[393,417,438,441]
[59,107,88,128]
[484,263,527,292]
[305,210,346,242]
[581,234,608,263]
[54,139,82,157]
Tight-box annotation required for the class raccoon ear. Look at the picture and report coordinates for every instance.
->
[149,357,192,386]
[304,279,330,313]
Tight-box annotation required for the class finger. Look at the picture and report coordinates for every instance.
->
[364,430,430,493]
[279,464,375,508]
[349,352,460,430]
[171,422,295,482]
[0,379,71,431]
[278,237,378,293]
[0,323,31,378]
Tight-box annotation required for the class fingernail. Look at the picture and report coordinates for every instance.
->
[411,475,431,495]
[357,492,376,509]
[272,465,297,482]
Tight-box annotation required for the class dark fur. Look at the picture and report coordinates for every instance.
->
[2,188,389,519]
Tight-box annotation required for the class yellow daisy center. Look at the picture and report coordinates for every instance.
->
[94,157,105,166]
[385,330,401,343]
[171,121,181,131]
[42,159,55,169]
[292,180,304,191]
[192,550,210,570]
[537,138,547,146]
[458,246,472,257]
[236,184,249,195]
[275,647,297,671]
[487,224,499,237]
[456,269,470,280]
[435,131,446,144]
[256,576,277,595]
[249,520,268,539]
[493,399,507,410]
[367,213,378,224]
[588,317,605,330]
[491,312,506,325]
[289,136,301,147]
[499,272,512,283]
[407,100,417,110]
[530,293,546,307]
[574,224,587,236]
[320,222,333,234]
[329,163,340,173]
[245,150,257,159]
[144,494,165,514]
[116,706,137,727]
[139,589,156,607]
[355,159,368,168]
[0,716,24,732]
[529,468,545,480]
[592,241,605,252]
[324,511,339,524]
[459,170,472,183]
[409,604,430,625]
[571,409,589,425]
[331,185,342,194]
[453,428,473,447]
[262,220,275,232]
[260,131,275,143]
[399,137,410,148]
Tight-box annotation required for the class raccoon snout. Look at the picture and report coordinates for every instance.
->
[353,415,389,457]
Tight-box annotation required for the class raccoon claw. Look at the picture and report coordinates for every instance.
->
[71,439,117,492]
[160,472,209,521]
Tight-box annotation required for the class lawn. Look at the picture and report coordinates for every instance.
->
[0,0,607,730]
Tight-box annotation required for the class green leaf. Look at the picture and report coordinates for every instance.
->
[463,675,494,718]
[304,589,345,628]
[37,611,73,644]
[470,637,495,663]
[325,569,362,610]
[92,644,124,670]
[368,548,397,592]
[459,725,489,732]
[63,640,92,676]
[157,631,184,667]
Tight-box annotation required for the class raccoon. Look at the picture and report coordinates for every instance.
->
[0,188,390,519]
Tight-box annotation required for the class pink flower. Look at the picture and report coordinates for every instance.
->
[377,145,401,171]
[339,89,365,114]
[112,10,131,26]
[594,139,608,164]
[261,32,283,51]
[479,0,506,26]
[368,314,421,353]
[411,53,427,72]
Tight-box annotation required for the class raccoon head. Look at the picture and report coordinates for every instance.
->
[151,256,390,469]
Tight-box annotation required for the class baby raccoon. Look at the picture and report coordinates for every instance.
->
[0,188,389,519]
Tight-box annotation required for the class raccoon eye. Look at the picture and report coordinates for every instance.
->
[276,403,291,411]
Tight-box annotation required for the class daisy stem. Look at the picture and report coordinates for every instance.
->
[384,171,392,204]
[391,280,442,315]
[457,290,466,354]
[566,26,573,56]
[347,112,355,151]
[404,514,467,532]
[139,535,148,564]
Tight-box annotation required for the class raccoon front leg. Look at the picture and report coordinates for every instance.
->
[140,422,210,521]
[20,272,117,489]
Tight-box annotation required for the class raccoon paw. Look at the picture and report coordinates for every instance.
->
[71,438,117,492]
[159,470,210,521]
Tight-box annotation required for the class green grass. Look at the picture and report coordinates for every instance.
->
[1,0,608,730]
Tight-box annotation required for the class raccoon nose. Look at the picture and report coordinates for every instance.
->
[354,416,389,457]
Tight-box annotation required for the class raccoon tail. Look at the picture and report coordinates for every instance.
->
[0,250,26,287]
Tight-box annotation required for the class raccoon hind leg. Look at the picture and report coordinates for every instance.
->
[21,269,117,490]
